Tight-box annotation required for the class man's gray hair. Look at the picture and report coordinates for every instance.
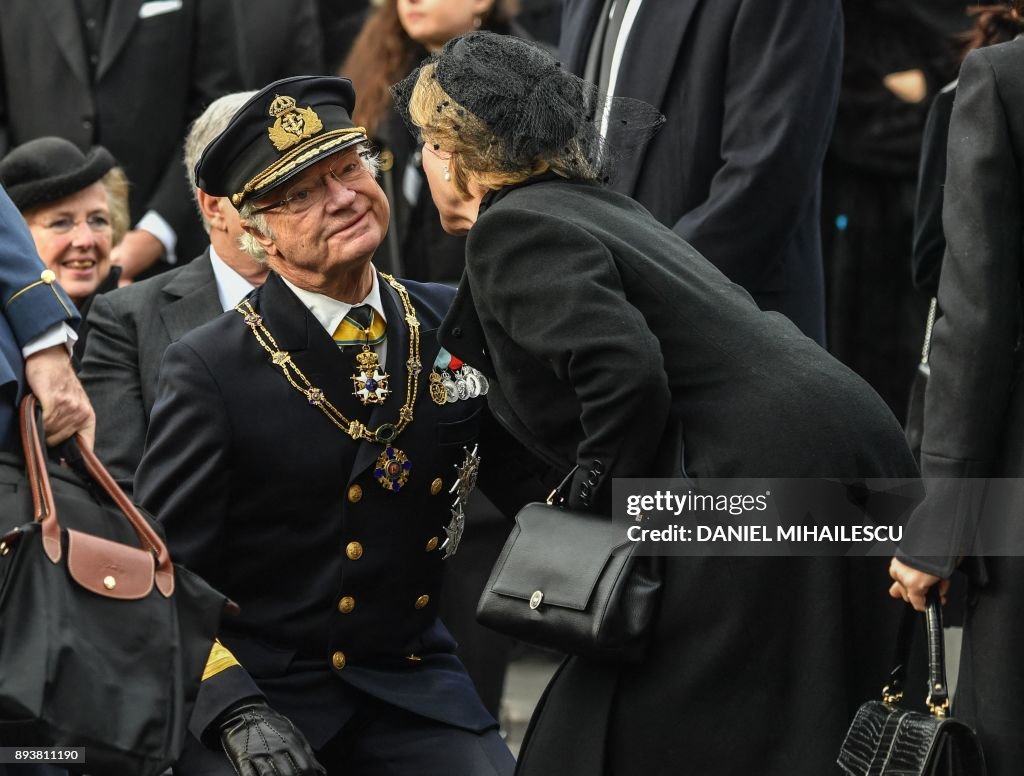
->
[238,143,381,262]
[183,90,257,232]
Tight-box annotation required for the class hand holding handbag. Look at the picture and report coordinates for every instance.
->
[0,395,231,775]
[476,463,662,663]
[837,590,986,776]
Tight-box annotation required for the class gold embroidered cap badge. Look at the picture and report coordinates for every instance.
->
[267,94,324,152]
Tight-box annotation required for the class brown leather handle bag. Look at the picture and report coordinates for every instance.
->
[0,394,230,776]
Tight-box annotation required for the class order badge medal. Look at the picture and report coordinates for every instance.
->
[442,445,481,559]
[351,348,390,405]
[443,507,465,560]
[375,447,411,492]
[429,373,447,405]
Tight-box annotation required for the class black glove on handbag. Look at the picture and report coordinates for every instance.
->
[217,700,326,776]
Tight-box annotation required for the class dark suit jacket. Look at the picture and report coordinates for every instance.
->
[0,0,245,261]
[240,0,324,89]
[560,0,843,343]
[439,176,917,775]
[0,189,79,452]
[134,272,514,748]
[79,251,221,491]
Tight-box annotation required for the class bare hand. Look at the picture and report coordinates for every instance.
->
[23,345,96,449]
[883,68,926,104]
[888,557,950,612]
[111,229,165,283]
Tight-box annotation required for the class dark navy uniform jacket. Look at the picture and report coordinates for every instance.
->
[0,188,79,453]
[134,271,536,748]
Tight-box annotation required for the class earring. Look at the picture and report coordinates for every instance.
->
[443,166,451,182]
[473,15,482,29]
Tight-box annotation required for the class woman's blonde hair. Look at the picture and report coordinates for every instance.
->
[395,33,662,199]
[407,62,564,199]
[101,167,131,246]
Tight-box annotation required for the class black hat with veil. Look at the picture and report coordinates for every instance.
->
[391,31,664,187]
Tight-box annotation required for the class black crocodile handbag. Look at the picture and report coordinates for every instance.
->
[476,466,662,663]
[837,591,986,776]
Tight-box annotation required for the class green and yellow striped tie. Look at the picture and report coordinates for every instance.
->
[333,304,386,348]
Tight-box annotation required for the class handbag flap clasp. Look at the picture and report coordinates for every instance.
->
[66,529,155,600]
[490,503,633,610]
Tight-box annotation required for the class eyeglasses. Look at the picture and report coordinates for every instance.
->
[252,157,370,215]
[38,213,112,235]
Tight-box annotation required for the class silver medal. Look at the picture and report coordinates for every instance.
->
[463,369,480,398]
[441,504,465,559]
[473,369,489,395]
[442,374,459,403]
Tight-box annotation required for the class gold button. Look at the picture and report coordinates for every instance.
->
[430,478,443,496]
[425,536,439,552]
[40,269,56,284]
[103,575,116,590]
[347,484,363,503]
[331,650,347,670]
[379,149,395,172]
[414,594,430,609]
[337,596,355,614]
[346,541,364,560]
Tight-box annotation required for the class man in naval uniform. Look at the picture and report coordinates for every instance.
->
[133,76,540,776]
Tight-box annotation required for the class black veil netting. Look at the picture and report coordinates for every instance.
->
[390,31,665,184]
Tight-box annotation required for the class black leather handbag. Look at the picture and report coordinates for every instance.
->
[476,467,662,663]
[837,591,986,776]
[0,395,231,775]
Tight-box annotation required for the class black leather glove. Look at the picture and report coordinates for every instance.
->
[216,700,326,776]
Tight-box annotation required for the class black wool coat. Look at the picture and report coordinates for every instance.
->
[439,177,919,776]
[899,38,1024,775]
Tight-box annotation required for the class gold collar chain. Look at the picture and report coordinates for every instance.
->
[235,273,422,445]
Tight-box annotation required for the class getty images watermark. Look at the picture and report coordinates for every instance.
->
[611,478,1024,557]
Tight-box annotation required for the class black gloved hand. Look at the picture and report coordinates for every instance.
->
[217,700,326,776]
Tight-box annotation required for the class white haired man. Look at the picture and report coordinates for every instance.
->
[80,91,269,491]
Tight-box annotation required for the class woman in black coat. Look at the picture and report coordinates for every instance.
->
[394,32,918,775]
[890,34,1024,776]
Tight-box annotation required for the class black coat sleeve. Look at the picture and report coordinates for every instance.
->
[898,47,1024,577]
[134,339,263,732]
[911,86,956,298]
